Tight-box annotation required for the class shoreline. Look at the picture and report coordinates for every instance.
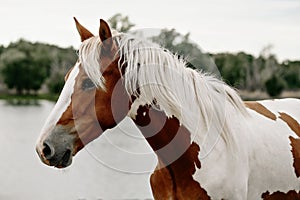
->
[0,90,299,105]
[0,94,58,105]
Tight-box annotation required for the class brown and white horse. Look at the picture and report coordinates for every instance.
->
[36,18,300,199]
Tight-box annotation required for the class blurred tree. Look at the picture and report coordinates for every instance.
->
[151,29,180,53]
[265,74,285,97]
[213,53,238,86]
[0,42,50,95]
[216,45,288,93]
[257,45,279,83]
[0,16,299,98]
[0,45,4,55]
[108,13,135,33]
[212,52,254,88]
[47,71,65,94]
[0,39,76,95]
[1,50,27,95]
[45,46,77,94]
[282,61,300,89]
[151,29,215,73]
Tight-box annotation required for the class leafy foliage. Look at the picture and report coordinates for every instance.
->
[151,29,217,73]
[0,40,50,94]
[152,28,299,97]
[0,39,76,95]
[0,14,299,98]
[282,61,300,89]
[108,13,135,33]
[47,72,65,94]
[265,75,285,97]
[0,45,4,55]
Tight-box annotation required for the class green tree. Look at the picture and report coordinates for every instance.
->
[0,45,4,55]
[265,75,285,97]
[2,56,27,95]
[213,45,288,92]
[1,50,49,95]
[1,40,77,95]
[282,61,300,89]
[108,13,135,33]
[47,72,65,94]
[45,46,77,94]
[213,52,254,88]
[0,40,51,95]
[151,29,216,73]
[151,29,180,53]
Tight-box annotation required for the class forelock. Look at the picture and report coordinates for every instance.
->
[77,30,122,91]
[78,36,106,90]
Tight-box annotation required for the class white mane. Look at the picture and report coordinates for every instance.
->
[79,34,248,155]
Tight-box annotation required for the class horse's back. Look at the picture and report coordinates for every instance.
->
[245,98,300,139]
[246,98,300,199]
[193,98,300,199]
[258,98,300,121]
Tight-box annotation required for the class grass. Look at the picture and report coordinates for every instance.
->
[1,90,299,105]
[0,93,59,105]
[239,90,300,101]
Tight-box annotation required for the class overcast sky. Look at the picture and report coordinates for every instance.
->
[1,0,299,61]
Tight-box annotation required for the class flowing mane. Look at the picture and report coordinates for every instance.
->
[79,33,248,156]
[36,19,300,199]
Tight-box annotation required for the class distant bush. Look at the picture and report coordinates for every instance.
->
[0,39,76,95]
[282,61,300,90]
[265,75,285,97]
[0,44,50,95]
[0,14,299,97]
[47,73,65,94]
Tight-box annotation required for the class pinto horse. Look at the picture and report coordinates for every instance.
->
[36,18,300,200]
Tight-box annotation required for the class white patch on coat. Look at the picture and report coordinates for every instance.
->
[193,98,300,199]
[37,62,80,146]
[259,98,300,121]
[127,97,148,120]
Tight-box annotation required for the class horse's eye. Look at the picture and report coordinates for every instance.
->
[82,78,95,90]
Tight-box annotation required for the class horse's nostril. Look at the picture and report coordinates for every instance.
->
[62,149,72,166]
[42,142,54,159]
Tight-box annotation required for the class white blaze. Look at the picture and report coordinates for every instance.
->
[37,62,80,145]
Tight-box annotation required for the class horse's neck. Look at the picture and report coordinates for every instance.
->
[131,104,211,199]
[132,104,192,164]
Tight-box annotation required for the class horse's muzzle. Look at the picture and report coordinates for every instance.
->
[36,140,73,168]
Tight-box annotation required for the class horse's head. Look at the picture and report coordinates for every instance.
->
[36,18,129,168]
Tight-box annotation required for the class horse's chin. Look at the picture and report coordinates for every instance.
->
[55,162,72,169]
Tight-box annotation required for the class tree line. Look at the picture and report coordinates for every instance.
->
[151,29,299,97]
[0,14,299,98]
[0,39,77,95]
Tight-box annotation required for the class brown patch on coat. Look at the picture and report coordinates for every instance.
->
[245,101,276,120]
[132,105,210,200]
[150,160,174,199]
[279,112,300,137]
[279,112,300,178]
[261,190,300,200]
[289,136,300,178]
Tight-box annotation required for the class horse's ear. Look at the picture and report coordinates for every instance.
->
[99,19,113,50]
[74,17,94,42]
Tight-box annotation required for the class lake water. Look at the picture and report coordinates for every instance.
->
[0,100,157,200]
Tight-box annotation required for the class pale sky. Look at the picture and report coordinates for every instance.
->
[1,0,299,61]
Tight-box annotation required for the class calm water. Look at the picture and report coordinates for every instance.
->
[0,100,157,200]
